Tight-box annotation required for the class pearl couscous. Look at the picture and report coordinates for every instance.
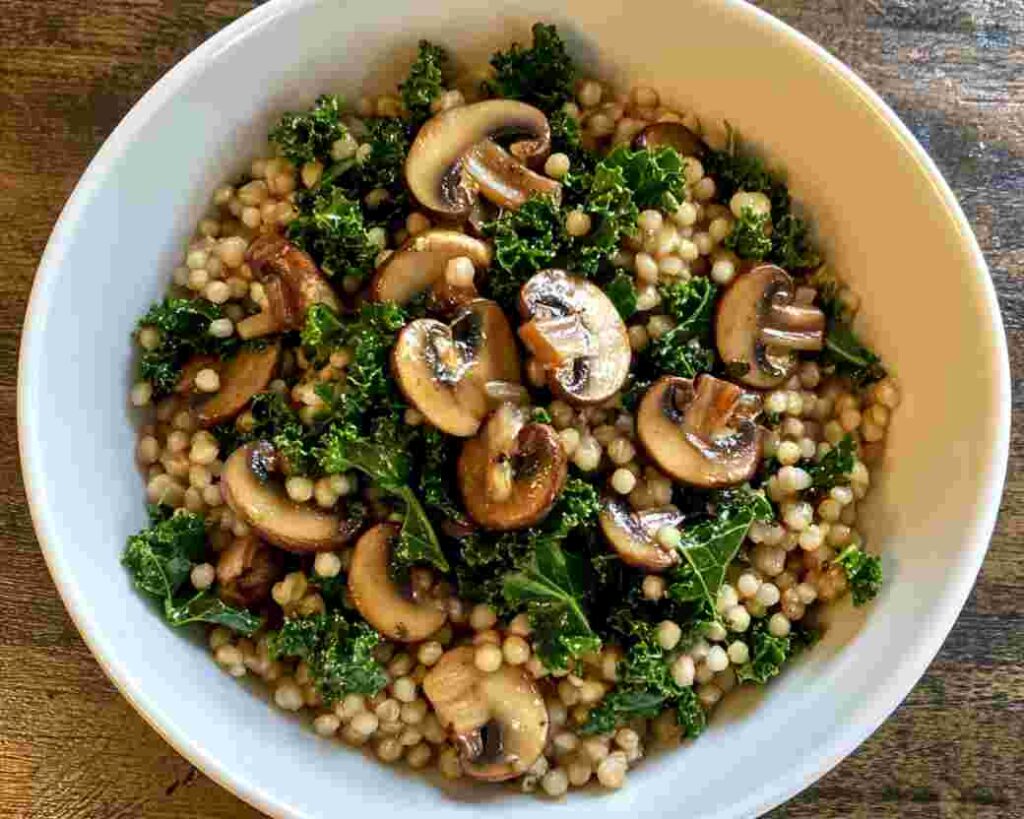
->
[122,23,894,797]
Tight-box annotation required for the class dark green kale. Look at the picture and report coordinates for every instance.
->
[286,186,376,279]
[269,611,387,703]
[487,23,575,114]
[723,207,772,261]
[336,301,408,423]
[808,434,856,490]
[599,146,686,211]
[484,196,564,305]
[769,212,820,270]
[667,489,774,610]
[548,109,596,175]
[247,391,317,476]
[136,298,238,397]
[400,41,447,125]
[644,277,719,379]
[835,545,883,606]
[269,95,347,166]
[734,621,792,684]
[703,124,790,219]
[606,272,637,319]
[566,159,639,276]
[122,507,260,635]
[300,302,345,355]
[417,426,465,522]
[815,271,887,385]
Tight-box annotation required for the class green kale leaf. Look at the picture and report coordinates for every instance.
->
[769,212,820,270]
[808,433,856,490]
[566,160,639,276]
[703,124,790,218]
[270,95,347,166]
[645,277,719,379]
[606,272,637,319]
[835,545,883,605]
[122,507,260,636]
[487,23,575,114]
[136,297,238,397]
[269,612,387,703]
[734,621,791,684]
[400,41,447,125]
[600,146,686,210]
[286,186,376,279]
[484,195,564,304]
[815,272,887,385]
[723,206,772,261]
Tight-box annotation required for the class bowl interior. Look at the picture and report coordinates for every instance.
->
[19,1,1009,818]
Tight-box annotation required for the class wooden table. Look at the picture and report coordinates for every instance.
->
[1,1,1020,816]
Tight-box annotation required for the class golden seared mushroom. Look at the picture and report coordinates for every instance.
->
[347,524,447,642]
[637,375,762,488]
[404,100,561,219]
[392,299,520,437]
[633,122,708,160]
[370,229,491,306]
[457,405,567,531]
[216,534,283,608]
[236,235,340,340]
[179,343,280,428]
[599,497,684,572]
[715,264,825,389]
[423,646,549,781]
[518,269,631,405]
[221,442,362,552]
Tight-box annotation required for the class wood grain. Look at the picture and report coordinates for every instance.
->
[1,1,1020,816]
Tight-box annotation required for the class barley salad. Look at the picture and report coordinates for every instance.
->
[124,23,897,796]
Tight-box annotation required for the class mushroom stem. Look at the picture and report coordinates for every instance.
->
[462,139,562,211]
[518,315,591,367]
[760,302,826,351]
[678,376,744,435]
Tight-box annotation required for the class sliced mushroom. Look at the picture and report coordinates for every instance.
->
[237,235,340,340]
[392,299,520,437]
[405,100,560,218]
[423,645,549,781]
[216,534,282,608]
[715,264,825,389]
[518,270,631,405]
[599,497,684,572]
[458,406,567,531]
[370,230,491,306]
[637,375,762,488]
[347,524,447,642]
[187,343,280,428]
[633,122,708,160]
[221,442,361,552]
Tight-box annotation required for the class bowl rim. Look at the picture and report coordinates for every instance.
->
[17,0,1011,816]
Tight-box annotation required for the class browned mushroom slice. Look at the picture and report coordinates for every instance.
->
[370,230,492,305]
[599,497,684,572]
[633,122,708,160]
[637,375,762,488]
[392,300,520,437]
[715,264,825,389]
[216,534,283,608]
[221,442,360,552]
[236,235,340,340]
[347,524,447,643]
[518,269,631,405]
[195,343,280,428]
[405,100,557,218]
[458,406,567,531]
[423,646,549,781]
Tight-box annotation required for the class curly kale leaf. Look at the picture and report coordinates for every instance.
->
[484,196,565,304]
[566,159,639,276]
[286,186,376,280]
[770,212,820,270]
[122,507,260,635]
[600,146,686,211]
[667,489,774,610]
[136,298,238,397]
[339,301,408,422]
[703,124,790,219]
[487,23,575,114]
[270,95,347,165]
[808,433,856,490]
[643,277,719,379]
[548,108,596,175]
[815,272,887,385]
[246,391,317,476]
[723,206,772,261]
[835,545,883,606]
[400,41,447,125]
[734,621,791,684]
[269,612,387,703]
[417,426,465,522]
[606,272,637,319]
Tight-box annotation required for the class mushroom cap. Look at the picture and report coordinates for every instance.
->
[215,534,282,608]
[423,645,549,781]
[518,270,631,405]
[637,375,762,488]
[405,100,554,217]
[369,229,491,305]
[633,122,708,160]
[715,264,825,389]
[347,524,448,643]
[221,442,360,552]
[458,420,567,531]
[195,342,280,428]
[599,497,684,572]
[391,299,521,437]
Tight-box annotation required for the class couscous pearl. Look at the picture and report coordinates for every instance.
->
[138,326,161,351]
[194,368,220,393]
[208,317,234,339]
[502,635,531,665]
[587,112,615,137]
[566,209,592,237]
[313,713,340,737]
[673,201,698,226]
[392,676,418,703]
[710,257,736,284]
[703,620,727,642]
[350,711,379,737]
[314,551,342,579]
[285,476,314,503]
[627,324,649,352]
[596,754,627,789]
[376,737,404,763]
[544,152,571,179]
[204,281,230,304]
[706,645,729,672]
[656,620,682,650]
[634,252,659,283]
[697,683,722,708]
[406,212,431,236]
[693,177,716,201]
[469,603,497,631]
[776,440,801,466]
[656,525,681,550]
[840,409,862,432]
[642,574,666,600]
[610,467,637,495]
[130,381,153,407]
[572,436,602,472]
[275,680,304,711]
[577,79,603,108]
[725,605,751,632]
[755,582,781,606]
[638,209,663,233]
[444,256,475,289]
[768,613,791,637]
[727,641,750,665]
[716,583,739,612]
[737,573,761,599]
[541,768,570,797]
[796,582,818,605]
[190,562,215,590]
[683,158,704,185]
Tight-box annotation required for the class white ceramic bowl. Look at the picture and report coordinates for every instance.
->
[19,0,1010,816]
